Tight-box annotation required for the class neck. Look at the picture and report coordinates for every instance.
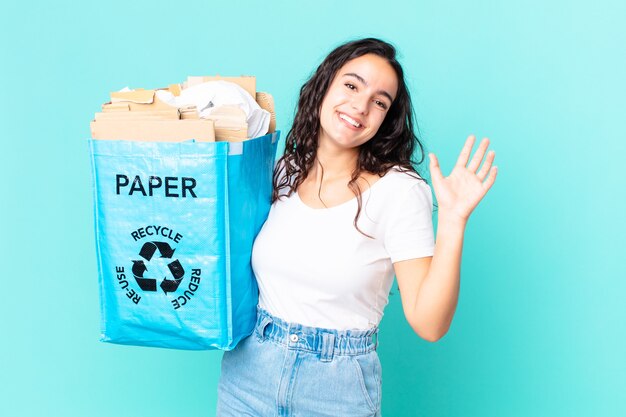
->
[311,140,359,181]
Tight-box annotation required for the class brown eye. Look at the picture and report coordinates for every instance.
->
[345,83,356,90]
[375,100,387,110]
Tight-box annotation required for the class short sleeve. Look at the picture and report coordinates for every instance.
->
[383,181,435,263]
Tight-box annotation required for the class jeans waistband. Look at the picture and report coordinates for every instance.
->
[254,306,378,361]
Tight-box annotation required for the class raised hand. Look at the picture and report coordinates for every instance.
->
[429,135,498,223]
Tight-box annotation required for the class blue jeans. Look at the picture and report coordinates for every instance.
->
[216,306,383,417]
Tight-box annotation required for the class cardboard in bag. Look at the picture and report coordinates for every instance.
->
[94,109,181,121]
[90,119,216,142]
[90,76,275,142]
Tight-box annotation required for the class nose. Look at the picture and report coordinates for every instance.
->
[351,93,368,115]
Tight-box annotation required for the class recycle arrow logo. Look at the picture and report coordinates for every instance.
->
[132,241,185,294]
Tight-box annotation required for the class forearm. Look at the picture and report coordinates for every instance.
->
[413,211,467,341]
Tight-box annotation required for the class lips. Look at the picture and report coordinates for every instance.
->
[337,112,364,130]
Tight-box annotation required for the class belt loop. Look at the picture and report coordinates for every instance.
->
[256,314,272,340]
[319,333,335,362]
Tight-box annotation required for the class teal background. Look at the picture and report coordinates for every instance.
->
[1,0,624,416]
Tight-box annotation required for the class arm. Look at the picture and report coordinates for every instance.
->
[394,213,466,342]
[394,135,497,342]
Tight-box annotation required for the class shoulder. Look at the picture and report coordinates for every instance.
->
[370,167,433,215]
[378,166,430,193]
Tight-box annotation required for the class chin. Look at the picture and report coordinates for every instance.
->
[332,137,370,150]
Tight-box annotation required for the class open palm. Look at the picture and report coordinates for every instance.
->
[429,135,498,222]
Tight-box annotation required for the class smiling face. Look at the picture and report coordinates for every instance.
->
[318,53,399,152]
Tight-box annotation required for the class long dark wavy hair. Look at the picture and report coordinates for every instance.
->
[273,38,429,236]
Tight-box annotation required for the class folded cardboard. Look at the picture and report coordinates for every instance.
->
[95,108,181,121]
[106,89,175,112]
[90,119,216,142]
[110,89,155,104]
[214,127,248,141]
[256,92,276,134]
[91,76,275,142]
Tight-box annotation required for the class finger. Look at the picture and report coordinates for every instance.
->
[429,153,445,183]
[455,135,476,168]
[477,150,495,181]
[482,166,498,192]
[467,137,490,173]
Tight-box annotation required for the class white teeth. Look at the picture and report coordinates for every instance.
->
[339,113,361,128]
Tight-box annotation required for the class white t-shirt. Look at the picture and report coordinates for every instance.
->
[251,167,435,330]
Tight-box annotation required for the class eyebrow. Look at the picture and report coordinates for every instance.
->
[342,72,394,103]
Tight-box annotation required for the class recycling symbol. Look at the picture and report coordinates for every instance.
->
[132,241,185,294]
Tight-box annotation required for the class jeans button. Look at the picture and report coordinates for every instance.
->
[289,334,299,342]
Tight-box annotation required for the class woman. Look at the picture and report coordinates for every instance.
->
[216,38,497,417]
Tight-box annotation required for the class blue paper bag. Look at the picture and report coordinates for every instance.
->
[89,132,279,350]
